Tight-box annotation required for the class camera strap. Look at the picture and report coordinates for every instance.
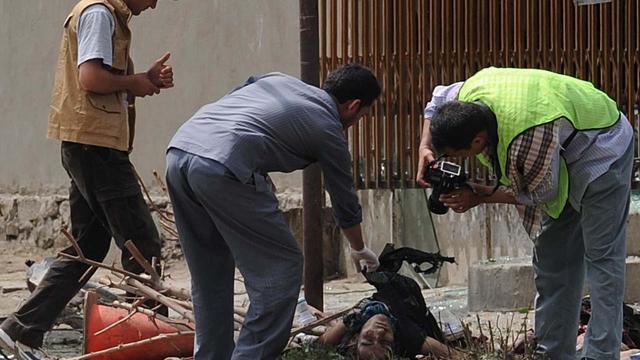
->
[560,128,579,155]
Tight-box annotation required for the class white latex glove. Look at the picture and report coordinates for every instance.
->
[350,246,380,272]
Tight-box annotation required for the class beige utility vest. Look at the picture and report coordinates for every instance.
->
[48,0,135,151]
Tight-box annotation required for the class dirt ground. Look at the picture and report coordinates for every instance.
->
[0,240,533,358]
[4,241,640,360]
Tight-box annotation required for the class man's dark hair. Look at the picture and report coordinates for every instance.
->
[322,63,381,106]
[430,100,497,154]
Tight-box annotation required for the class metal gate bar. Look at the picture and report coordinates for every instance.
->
[319,0,639,189]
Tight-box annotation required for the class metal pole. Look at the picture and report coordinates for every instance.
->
[299,0,323,311]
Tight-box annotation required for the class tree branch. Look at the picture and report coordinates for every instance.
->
[65,331,195,360]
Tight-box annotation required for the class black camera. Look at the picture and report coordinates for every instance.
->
[424,160,466,214]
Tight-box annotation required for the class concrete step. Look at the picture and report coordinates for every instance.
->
[468,256,640,312]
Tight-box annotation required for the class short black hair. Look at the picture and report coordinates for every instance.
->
[322,63,381,106]
[430,100,495,154]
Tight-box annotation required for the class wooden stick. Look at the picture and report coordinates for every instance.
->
[64,331,195,360]
[95,296,144,335]
[111,301,194,330]
[101,276,246,321]
[160,220,178,233]
[126,278,195,322]
[160,221,179,237]
[105,272,191,303]
[102,275,190,323]
[135,169,175,224]
[160,285,191,301]
[59,230,153,286]
[160,214,176,224]
[63,248,190,302]
[94,307,139,336]
[290,307,353,337]
[61,227,85,258]
[124,240,160,285]
[78,265,99,285]
[100,276,138,294]
[111,300,153,315]
[171,297,193,310]
[152,169,168,193]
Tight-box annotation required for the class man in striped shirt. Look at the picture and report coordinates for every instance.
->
[417,68,633,359]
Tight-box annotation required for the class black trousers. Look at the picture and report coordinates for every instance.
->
[1,142,161,347]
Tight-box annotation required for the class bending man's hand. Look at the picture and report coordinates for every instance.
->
[440,186,480,213]
[416,146,436,188]
[350,246,379,272]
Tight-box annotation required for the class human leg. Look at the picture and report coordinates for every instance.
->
[184,154,303,360]
[77,144,161,273]
[166,149,236,360]
[579,140,633,360]
[0,180,111,348]
[533,205,585,359]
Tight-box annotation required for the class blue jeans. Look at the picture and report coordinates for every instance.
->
[533,139,633,360]
[165,148,303,360]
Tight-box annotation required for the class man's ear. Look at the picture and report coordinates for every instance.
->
[346,99,362,112]
[471,130,488,148]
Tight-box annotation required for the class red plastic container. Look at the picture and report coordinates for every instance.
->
[83,291,194,360]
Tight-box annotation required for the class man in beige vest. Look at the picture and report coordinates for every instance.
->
[0,0,173,358]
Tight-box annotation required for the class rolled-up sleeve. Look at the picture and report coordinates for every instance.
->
[509,124,561,206]
[515,148,560,206]
[317,127,362,228]
[423,82,464,119]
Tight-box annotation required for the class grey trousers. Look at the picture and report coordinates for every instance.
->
[165,148,303,360]
[533,139,633,360]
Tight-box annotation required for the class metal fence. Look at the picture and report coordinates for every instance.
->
[319,0,640,189]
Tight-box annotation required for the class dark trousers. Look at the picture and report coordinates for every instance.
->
[1,142,161,347]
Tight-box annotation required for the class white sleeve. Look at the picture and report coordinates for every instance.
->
[77,4,115,67]
[423,82,464,119]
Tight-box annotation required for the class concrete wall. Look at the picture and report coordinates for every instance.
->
[0,0,302,193]
[433,203,533,284]
[355,189,533,285]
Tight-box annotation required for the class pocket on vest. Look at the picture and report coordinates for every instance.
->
[78,93,126,143]
[87,93,122,114]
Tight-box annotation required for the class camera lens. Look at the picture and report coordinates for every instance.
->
[428,193,449,215]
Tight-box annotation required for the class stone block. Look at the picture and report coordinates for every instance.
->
[0,197,17,220]
[40,198,59,218]
[468,257,535,312]
[469,256,640,310]
[17,197,41,222]
[36,218,56,249]
[627,213,640,256]
[624,257,640,303]
[58,200,70,224]
[5,222,18,238]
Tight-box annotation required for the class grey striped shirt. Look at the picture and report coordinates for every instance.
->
[168,73,362,228]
